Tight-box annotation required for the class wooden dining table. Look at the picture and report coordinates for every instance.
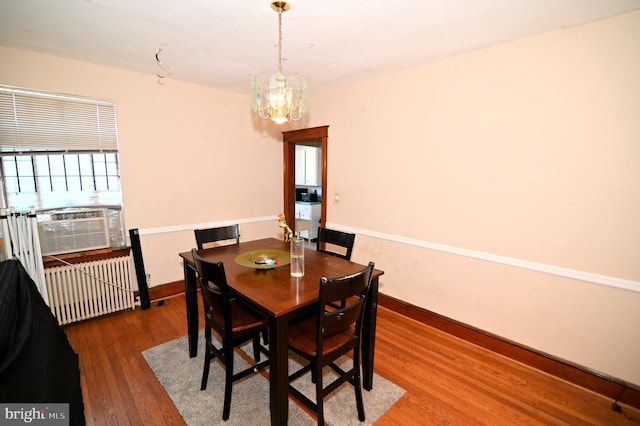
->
[178,237,384,425]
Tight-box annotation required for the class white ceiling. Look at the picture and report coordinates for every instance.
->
[1,0,639,94]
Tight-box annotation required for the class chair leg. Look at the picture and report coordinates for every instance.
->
[200,329,212,390]
[222,344,234,421]
[354,352,365,421]
[355,379,365,421]
[200,346,211,390]
[315,363,324,426]
[252,334,261,362]
[262,329,269,345]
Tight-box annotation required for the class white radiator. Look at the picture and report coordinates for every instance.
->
[44,255,137,325]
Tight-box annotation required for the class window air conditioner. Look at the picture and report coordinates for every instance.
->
[37,208,110,256]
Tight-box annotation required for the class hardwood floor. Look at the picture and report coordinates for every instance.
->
[63,293,640,425]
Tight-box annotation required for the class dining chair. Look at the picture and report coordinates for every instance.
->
[194,224,240,249]
[194,225,270,345]
[287,262,375,426]
[316,227,355,260]
[316,227,357,308]
[191,249,269,421]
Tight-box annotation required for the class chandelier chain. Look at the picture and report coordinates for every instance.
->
[251,0,309,124]
[278,7,283,73]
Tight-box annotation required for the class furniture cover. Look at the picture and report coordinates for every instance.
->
[0,259,84,425]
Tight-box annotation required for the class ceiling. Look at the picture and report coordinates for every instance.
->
[1,0,639,94]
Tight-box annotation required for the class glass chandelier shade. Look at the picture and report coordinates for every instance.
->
[251,1,309,124]
[251,73,309,124]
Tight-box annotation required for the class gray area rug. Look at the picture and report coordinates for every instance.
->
[142,332,405,425]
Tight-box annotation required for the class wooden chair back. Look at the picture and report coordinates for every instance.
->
[317,262,373,346]
[194,224,240,249]
[191,249,233,336]
[316,227,355,260]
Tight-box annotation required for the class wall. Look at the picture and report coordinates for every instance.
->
[0,46,285,287]
[1,10,639,385]
[295,11,640,385]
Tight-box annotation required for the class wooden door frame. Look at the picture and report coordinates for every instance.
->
[282,126,328,236]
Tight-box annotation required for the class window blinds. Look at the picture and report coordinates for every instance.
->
[0,86,118,154]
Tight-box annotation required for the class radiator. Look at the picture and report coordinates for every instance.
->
[44,255,137,325]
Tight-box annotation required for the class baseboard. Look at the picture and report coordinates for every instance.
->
[377,293,640,409]
[142,281,185,302]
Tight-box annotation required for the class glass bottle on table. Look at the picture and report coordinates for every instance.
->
[290,232,304,278]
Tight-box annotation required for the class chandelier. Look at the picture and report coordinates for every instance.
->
[251,1,309,124]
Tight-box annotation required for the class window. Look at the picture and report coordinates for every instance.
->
[2,152,121,210]
[0,85,125,253]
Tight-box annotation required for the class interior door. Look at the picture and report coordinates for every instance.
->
[282,126,328,238]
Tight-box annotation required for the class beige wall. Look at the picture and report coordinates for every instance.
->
[293,11,640,384]
[1,10,639,385]
[0,46,286,284]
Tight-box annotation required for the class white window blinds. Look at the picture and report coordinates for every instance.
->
[0,85,118,154]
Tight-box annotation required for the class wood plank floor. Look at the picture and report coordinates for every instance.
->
[63,293,640,425]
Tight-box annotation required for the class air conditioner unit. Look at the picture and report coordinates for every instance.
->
[37,208,110,256]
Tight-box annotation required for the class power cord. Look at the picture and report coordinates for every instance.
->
[612,386,636,421]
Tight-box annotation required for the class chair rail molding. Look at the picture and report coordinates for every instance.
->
[325,222,640,294]
[136,215,276,236]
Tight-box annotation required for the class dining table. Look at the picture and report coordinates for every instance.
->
[178,237,384,425]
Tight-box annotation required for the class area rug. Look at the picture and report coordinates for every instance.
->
[142,332,405,425]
